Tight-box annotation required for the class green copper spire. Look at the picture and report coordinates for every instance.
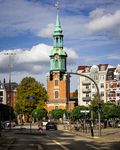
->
[56,13,61,27]
[49,1,67,72]
[53,14,62,35]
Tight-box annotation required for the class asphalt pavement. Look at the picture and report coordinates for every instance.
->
[0,125,120,149]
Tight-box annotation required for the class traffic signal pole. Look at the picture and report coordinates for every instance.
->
[66,74,70,113]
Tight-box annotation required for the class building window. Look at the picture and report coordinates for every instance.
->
[117,93,120,96]
[101,92,104,97]
[100,65,105,71]
[55,80,58,86]
[100,75,104,80]
[85,67,89,72]
[55,106,59,109]
[55,91,59,98]
[86,94,89,97]
[0,91,3,96]
[0,97,3,103]
[56,37,58,43]
[92,84,95,88]
[101,83,104,88]
[86,85,89,89]
[117,83,120,87]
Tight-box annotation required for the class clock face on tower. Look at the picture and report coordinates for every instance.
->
[55,54,59,60]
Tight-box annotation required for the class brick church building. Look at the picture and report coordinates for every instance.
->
[46,8,75,112]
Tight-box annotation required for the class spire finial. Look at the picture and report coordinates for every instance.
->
[55,0,60,13]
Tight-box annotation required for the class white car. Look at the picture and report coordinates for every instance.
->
[3,121,16,128]
[118,122,120,128]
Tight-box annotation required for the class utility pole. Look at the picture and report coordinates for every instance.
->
[4,52,16,130]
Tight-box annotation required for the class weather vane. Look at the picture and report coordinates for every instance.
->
[55,0,60,13]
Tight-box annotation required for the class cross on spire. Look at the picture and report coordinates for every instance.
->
[55,0,60,13]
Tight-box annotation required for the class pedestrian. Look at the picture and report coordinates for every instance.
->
[38,122,43,133]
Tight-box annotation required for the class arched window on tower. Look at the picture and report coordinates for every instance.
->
[55,60,58,69]
[55,91,59,99]
[56,37,58,47]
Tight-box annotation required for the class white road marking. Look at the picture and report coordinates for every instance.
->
[86,144,100,150]
[38,144,43,150]
[52,140,70,150]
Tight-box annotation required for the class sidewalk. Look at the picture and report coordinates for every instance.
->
[58,125,120,142]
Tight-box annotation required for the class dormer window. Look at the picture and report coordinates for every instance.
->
[85,67,89,73]
[100,65,105,71]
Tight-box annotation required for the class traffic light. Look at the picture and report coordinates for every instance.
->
[50,71,53,80]
[98,103,102,112]
[59,71,64,80]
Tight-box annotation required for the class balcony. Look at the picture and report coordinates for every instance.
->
[82,81,91,85]
[82,88,91,93]
[82,97,91,102]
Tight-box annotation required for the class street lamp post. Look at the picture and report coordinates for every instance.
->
[66,72,101,136]
[4,53,16,130]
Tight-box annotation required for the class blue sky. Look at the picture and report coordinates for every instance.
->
[0,0,120,91]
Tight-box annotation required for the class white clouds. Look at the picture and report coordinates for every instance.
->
[15,44,50,64]
[38,23,54,38]
[65,48,79,64]
[89,8,106,19]
[87,10,120,33]
[0,0,55,37]
[0,43,78,74]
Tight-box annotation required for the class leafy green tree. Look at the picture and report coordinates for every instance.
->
[32,108,48,120]
[15,77,48,115]
[102,103,119,119]
[49,109,66,120]
[89,94,104,119]
[73,89,78,97]
[70,106,88,121]
[114,106,120,118]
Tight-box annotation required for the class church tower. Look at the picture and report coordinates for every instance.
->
[46,2,68,112]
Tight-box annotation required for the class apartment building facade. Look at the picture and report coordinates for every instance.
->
[0,80,18,107]
[77,64,109,106]
[106,64,120,105]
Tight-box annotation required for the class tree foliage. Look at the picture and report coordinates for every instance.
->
[32,108,48,120]
[102,103,120,119]
[70,105,89,121]
[73,89,78,97]
[15,77,48,115]
[49,109,66,120]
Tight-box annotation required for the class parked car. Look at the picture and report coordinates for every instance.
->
[3,121,16,128]
[46,122,57,130]
[42,121,48,130]
[0,121,5,129]
[118,122,120,128]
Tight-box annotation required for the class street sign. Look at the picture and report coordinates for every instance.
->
[80,110,89,113]
[26,96,36,100]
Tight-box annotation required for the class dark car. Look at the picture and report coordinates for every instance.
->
[0,121,5,130]
[46,122,57,130]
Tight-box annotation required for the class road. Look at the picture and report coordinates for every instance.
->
[2,127,119,150]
